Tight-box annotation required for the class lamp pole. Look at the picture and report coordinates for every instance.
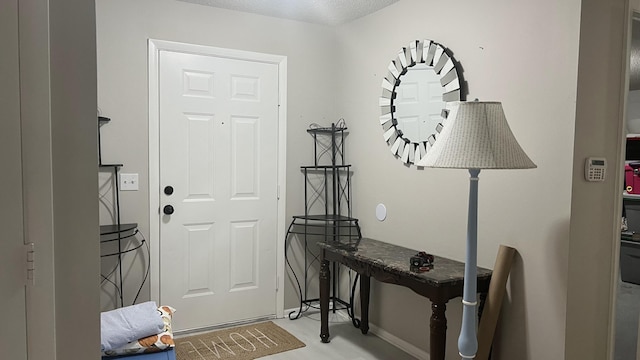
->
[458,168,480,359]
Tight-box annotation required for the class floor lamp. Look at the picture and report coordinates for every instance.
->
[417,101,536,359]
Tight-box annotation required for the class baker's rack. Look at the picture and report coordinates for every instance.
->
[285,121,361,320]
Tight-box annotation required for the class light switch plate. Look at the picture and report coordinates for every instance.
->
[120,173,139,191]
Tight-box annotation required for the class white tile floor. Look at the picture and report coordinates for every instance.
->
[615,278,640,360]
[261,311,418,360]
[175,276,638,360]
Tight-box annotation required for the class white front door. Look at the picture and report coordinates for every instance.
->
[395,65,445,141]
[158,49,280,331]
[0,0,28,358]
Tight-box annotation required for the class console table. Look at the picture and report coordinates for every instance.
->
[318,237,492,360]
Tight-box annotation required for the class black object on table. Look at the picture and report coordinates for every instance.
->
[318,237,492,360]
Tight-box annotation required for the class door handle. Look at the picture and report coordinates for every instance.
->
[164,186,174,195]
[163,205,174,215]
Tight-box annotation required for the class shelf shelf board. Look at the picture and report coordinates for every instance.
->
[624,192,640,200]
[292,214,359,222]
[622,231,640,242]
[307,126,347,134]
[300,165,351,170]
[100,223,138,236]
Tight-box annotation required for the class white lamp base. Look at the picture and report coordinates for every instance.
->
[458,168,480,359]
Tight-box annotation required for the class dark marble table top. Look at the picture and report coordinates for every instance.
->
[317,237,492,288]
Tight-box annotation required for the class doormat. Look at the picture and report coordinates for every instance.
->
[175,321,305,360]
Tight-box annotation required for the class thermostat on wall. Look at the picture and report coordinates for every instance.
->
[585,157,606,182]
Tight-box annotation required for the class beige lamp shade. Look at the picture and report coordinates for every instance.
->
[417,101,537,169]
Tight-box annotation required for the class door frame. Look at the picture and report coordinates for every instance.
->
[2,1,27,358]
[609,5,636,358]
[148,39,287,319]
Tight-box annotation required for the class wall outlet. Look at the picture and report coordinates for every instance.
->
[120,173,139,191]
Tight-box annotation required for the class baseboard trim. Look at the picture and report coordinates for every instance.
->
[368,322,429,360]
[174,315,276,337]
[284,306,429,360]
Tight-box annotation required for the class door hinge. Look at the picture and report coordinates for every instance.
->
[277,185,280,200]
[25,242,35,286]
[276,275,279,291]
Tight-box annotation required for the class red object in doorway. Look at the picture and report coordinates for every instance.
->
[626,162,640,194]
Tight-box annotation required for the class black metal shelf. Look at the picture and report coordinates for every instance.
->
[286,216,361,239]
[98,116,142,308]
[100,223,138,244]
[286,121,361,321]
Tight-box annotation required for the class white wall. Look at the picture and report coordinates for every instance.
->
[18,0,58,357]
[336,0,580,358]
[0,2,27,359]
[566,1,628,358]
[5,0,102,358]
[96,0,629,359]
[48,0,101,357]
[95,0,341,309]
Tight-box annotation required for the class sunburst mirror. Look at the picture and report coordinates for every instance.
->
[380,39,466,166]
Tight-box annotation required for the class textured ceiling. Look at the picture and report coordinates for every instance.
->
[177,0,399,25]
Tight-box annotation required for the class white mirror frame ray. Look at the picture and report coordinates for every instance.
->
[379,39,465,166]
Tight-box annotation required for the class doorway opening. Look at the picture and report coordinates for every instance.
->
[614,11,640,360]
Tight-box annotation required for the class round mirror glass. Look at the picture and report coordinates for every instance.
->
[394,63,445,143]
[379,39,466,166]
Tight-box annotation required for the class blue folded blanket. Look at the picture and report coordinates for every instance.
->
[101,301,165,352]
